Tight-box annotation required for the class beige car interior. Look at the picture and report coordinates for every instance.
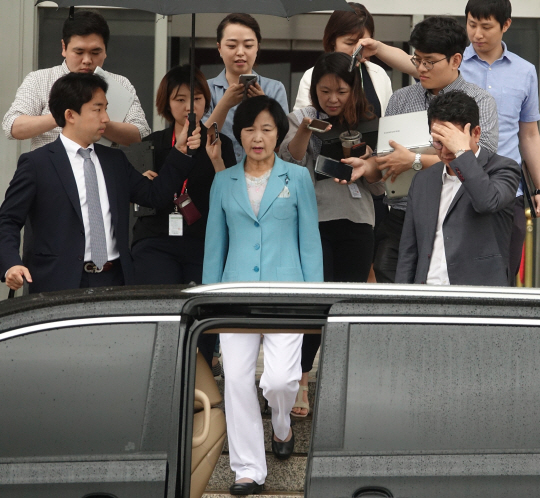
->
[191,347,226,498]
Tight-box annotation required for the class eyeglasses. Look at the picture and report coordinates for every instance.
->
[429,139,443,150]
[410,56,447,70]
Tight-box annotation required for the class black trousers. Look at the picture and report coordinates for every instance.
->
[131,235,215,366]
[319,219,374,282]
[373,207,406,284]
[301,219,374,373]
[509,195,526,286]
[132,235,205,285]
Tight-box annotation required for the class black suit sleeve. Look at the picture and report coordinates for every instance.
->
[395,176,419,284]
[127,147,195,208]
[0,154,37,278]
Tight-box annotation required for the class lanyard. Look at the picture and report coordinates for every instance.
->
[172,129,188,195]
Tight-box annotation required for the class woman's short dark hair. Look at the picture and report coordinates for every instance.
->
[309,52,373,126]
[155,65,211,123]
[49,72,108,128]
[465,0,511,29]
[322,3,375,53]
[62,9,110,49]
[409,16,468,59]
[217,13,262,44]
[232,96,289,148]
[427,90,480,131]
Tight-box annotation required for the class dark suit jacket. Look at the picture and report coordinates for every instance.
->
[0,137,193,293]
[395,148,520,286]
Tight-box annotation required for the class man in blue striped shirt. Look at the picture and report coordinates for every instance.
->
[460,0,540,283]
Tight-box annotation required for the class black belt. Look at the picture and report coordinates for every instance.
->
[83,260,117,273]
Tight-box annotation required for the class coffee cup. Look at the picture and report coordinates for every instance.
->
[340,131,362,158]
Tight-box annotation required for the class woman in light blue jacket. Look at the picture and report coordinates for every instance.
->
[203,96,322,495]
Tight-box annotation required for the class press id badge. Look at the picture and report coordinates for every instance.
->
[169,212,183,236]
[348,183,362,198]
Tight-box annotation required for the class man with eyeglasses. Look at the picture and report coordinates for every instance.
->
[358,16,498,284]
[395,90,519,286]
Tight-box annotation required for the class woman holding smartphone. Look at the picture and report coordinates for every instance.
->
[204,13,289,162]
[293,2,392,116]
[279,51,383,417]
[131,65,236,366]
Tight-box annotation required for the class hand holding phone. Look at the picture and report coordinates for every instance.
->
[239,74,257,100]
[207,122,219,145]
[315,155,353,182]
[306,119,332,133]
[350,142,367,157]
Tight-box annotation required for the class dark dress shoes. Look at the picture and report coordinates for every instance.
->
[271,428,295,460]
[229,480,264,495]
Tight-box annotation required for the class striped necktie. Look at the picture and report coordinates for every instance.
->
[78,148,108,269]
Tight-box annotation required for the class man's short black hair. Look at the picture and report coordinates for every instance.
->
[232,95,289,148]
[409,16,468,59]
[427,90,480,132]
[49,72,108,128]
[62,10,110,49]
[465,0,512,29]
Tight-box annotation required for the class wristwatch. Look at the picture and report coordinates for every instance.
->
[412,153,422,171]
[533,189,540,196]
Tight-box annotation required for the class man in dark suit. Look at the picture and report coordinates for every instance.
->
[0,72,200,293]
[395,90,520,287]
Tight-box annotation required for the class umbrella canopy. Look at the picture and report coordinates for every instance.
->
[35,0,352,17]
[38,0,353,153]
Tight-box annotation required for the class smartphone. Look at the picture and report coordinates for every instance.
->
[208,122,219,145]
[314,155,353,182]
[307,119,331,133]
[350,142,367,158]
[349,44,363,71]
[352,44,363,61]
[239,74,258,87]
[240,74,257,100]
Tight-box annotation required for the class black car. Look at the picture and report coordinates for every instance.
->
[1,282,540,498]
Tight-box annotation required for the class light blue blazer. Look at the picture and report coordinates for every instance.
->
[203,155,323,284]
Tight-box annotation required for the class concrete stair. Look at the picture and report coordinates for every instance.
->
[202,377,316,497]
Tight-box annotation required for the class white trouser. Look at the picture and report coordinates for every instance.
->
[220,332,303,484]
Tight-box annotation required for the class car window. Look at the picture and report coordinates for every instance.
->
[344,323,540,452]
[309,313,540,498]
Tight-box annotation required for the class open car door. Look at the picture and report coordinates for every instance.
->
[0,286,190,498]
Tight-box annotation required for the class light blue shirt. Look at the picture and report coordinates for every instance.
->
[460,42,540,195]
[204,69,289,162]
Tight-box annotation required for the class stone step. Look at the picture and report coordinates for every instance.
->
[206,454,307,493]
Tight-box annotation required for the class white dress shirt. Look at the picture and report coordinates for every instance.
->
[60,134,120,262]
[426,147,481,285]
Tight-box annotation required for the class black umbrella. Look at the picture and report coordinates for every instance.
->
[36,0,352,16]
[37,0,353,150]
